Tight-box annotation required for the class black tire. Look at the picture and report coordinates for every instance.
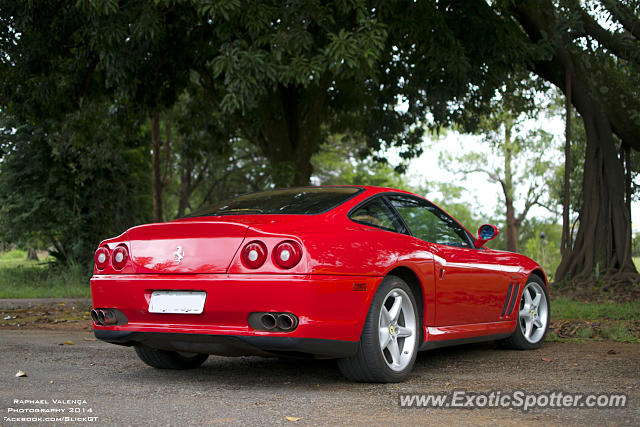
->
[337,275,421,383]
[499,274,550,350]
[134,346,209,369]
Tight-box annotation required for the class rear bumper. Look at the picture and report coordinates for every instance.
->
[91,273,381,356]
[95,330,358,359]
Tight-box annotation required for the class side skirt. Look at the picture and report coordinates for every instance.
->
[419,332,512,351]
[418,321,516,352]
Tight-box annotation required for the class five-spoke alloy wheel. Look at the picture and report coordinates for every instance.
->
[338,275,420,382]
[378,288,417,372]
[500,274,550,349]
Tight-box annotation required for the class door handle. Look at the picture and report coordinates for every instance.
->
[439,268,445,280]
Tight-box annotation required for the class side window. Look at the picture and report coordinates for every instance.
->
[349,198,403,232]
[388,196,471,248]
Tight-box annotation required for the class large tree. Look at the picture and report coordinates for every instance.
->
[499,0,640,282]
[443,124,556,253]
[191,0,392,186]
[444,77,558,253]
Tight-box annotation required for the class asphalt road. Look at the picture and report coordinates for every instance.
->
[1,330,638,426]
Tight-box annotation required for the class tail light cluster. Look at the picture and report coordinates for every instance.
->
[241,240,302,270]
[94,244,129,271]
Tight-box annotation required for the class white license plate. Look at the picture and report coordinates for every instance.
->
[148,291,206,314]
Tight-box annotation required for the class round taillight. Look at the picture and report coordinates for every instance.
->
[94,247,110,270]
[111,245,129,270]
[241,241,267,269]
[273,241,302,269]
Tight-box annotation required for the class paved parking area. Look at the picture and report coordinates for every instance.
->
[1,330,638,426]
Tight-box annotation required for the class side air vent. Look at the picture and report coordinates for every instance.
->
[507,283,520,316]
[501,283,513,317]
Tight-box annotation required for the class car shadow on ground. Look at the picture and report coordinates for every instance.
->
[107,341,506,387]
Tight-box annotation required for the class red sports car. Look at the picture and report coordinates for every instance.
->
[91,186,549,382]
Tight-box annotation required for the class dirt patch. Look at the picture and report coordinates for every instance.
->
[551,280,640,303]
[2,298,639,344]
[0,299,92,331]
[550,319,640,341]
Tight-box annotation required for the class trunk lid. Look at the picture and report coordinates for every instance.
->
[126,221,248,274]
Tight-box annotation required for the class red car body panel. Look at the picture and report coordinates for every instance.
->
[92,274,378,341]
[91,186,547,358]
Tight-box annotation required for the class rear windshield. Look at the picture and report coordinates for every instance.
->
[188,187,363,216]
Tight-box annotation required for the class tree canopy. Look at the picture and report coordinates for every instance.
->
[0,0,639,286]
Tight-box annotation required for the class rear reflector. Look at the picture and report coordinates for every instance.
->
[353,283,367,292]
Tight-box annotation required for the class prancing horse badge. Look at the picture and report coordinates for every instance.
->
[174,246,184,264]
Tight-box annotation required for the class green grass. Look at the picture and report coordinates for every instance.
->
[552,297,640,321]
[0,249,46,268]
[551,297,640,343]
[0,250,90,298]
[600,323,637,342]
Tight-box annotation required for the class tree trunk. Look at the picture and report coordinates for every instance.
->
[27,248,39,261]
[511,1,638,284]
[624,144,631,222]
[256,80,329,188]
[561,70,572,256]
[177,156,193,218]
[502,125,518,253]
[505,200,518,252]
[151,112,163,222]
[554,97,635,282]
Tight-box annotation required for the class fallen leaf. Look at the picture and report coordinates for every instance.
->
[63,341,74,345]
[541,357,553,362]
[49,380,54,384]
[445,381,451,386]
[83,338,96,342]
[286,416,301,422]
[607,349,618,355]
[15,370,27,377]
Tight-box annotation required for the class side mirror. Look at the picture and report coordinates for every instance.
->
[475,224,499,248]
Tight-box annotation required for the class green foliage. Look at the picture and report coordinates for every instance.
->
[312,135,406,188]
[435,78,560,254]
[0,102,152,264]
[521,220,563,281]
[0,0,637,287]
[0,251,89,298]
[156,83,275,218]
[204,0,388,113]
[418,182,486,240]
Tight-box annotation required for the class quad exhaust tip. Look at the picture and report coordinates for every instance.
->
[260,313,277,330]
[251,312,299,332]
[91,309,119,326]
[276,313,297,331]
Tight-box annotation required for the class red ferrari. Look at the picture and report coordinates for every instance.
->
[91,186,549,382]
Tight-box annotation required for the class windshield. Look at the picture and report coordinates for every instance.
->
[188,187,363,217]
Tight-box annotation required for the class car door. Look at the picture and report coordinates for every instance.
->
[348,196,437,326]
[386,195,511,326]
